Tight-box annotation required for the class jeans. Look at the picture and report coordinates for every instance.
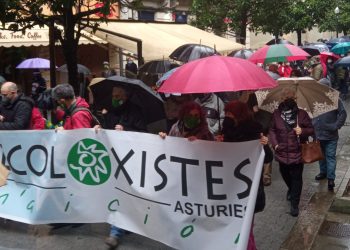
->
[279,163,304,208]
[319,139,338,180]
[110,225,126,238]
[338,79,348,96]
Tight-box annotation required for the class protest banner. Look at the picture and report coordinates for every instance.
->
[0,129,264,250]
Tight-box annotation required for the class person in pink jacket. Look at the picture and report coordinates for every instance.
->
[52,84,93,130]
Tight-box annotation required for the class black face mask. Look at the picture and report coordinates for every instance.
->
[222,117,236,133]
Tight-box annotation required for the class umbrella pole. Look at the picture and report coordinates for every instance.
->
[217,95,221,133]
[49,19,56,88]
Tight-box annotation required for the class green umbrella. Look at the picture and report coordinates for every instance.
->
[331,42,350,55]
[249,44,310,64]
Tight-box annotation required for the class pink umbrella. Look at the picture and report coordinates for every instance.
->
[157,55,277,94]
[249,44,310,64]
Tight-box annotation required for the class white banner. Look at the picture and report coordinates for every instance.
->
[0,129,264,250]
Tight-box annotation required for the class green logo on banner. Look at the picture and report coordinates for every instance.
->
[67,139,111,185]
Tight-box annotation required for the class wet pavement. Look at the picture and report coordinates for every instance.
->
[0,101,350,249]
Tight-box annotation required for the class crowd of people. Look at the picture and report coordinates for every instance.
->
[0,53,347,250]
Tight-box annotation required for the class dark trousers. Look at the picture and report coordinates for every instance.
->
[279,162,304,208]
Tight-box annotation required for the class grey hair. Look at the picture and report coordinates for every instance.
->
[52,83,75,100]
[2,82,18,92]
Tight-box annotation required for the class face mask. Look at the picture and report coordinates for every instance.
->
[222,117,236,132]
[1,96,10,106]
[280,98,297,110]
[183,115,200,129]
[327,60,333,64]
[112,98,124,108]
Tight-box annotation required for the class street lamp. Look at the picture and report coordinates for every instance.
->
[335,6,340,38]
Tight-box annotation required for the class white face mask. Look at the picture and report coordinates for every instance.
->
[327,60,333,63]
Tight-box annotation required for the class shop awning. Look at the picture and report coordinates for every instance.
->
[88,22,244,61]
[0,25,105,47]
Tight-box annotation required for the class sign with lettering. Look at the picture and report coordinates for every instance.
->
[0,25,103,47]
[0,129,264,250]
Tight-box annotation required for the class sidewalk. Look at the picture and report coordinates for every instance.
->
[254,98,350,250]
[280,99,350,250]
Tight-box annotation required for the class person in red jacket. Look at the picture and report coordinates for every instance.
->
[278,62,293,77]
[52,83,93,130]
[31,107,45,130]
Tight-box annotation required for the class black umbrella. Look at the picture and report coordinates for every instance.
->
[89,76,166,126]
[138,60,179,74]
[169,43,219,63]
[302,42,329,56]
[334,56,350,67]
[266,39,294,45]
[227,49,253,59]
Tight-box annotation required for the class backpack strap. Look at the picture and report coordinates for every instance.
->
[70,107,100,126]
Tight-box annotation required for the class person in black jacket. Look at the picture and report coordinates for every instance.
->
[97,85,146,248]
[100,86,147,132]
[221,100,268,250]
[0,82,33,130]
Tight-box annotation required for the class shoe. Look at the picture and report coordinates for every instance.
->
[315,173,327,180]
[290,206,299,217]
[105,236,118,248]
[328,179,335,191]
[263,174,272,186]
[286,190,291,201]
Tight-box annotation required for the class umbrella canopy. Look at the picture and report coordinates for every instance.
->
[331,42,350,55]
[249,44,310,64]
[326,36,350,49]
[227,49,253,59]
[57,64,91,75]
[89,75,165,125]
[302,43,329,56]
[16,58,50,69]
[158,55,277,94]
[266,39,294,45]
[138,60,179,74]
[169,43,219,63]
[255,77,339,118]
[156,67,179,87]
[334,56,350,67]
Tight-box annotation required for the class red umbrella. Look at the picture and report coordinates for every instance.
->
[319,52,341,78]
[249,44,310,64]
[157,55,277,94]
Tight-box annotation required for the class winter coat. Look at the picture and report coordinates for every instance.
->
[31,107,45,130]
[59,97,93,130]
[101,101,147,132]
[223,119,262,143]
[311,64,323,81]
[0,94,33,130]
[222,119,265,213]
[169,120,214,141]
[312,100,347,141]
[269,109,314,165]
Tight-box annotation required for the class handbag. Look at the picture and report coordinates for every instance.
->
[301,139,324,164]
[296,114,324,164]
